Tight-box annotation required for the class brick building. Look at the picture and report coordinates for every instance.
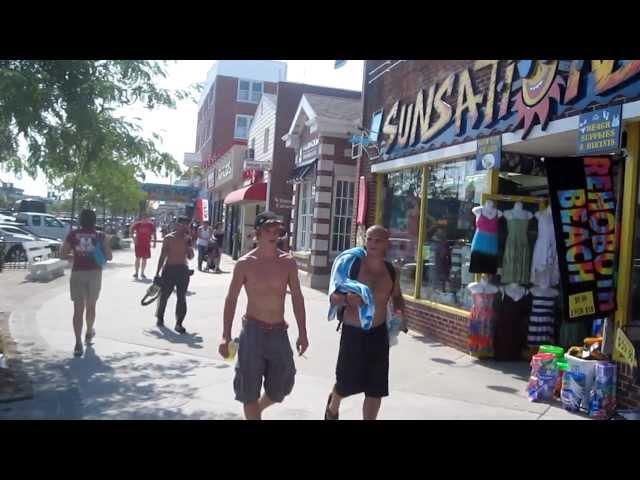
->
[240,83,361,256]
[356,60,640,409]
[190,60,287,253]
[283,93,362,289]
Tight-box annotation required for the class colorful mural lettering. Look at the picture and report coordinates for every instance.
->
[380,60,640,159]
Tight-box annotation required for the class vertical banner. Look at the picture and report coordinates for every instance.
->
[476,135,502,170]
[545,156,617,322]
[195,198,209,222]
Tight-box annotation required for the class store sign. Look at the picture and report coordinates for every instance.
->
[141,183,199,203]
[577,105,622,155]
[381,60,640,158]
[274,196,293,209]
[195,198,209,222]
[476,136,502,170]
[207,170,215,189]
[302,138,319,162]
[244,159,271,171]
[613,328,638,368]
[546,156,617,322]
[215,157,233,187]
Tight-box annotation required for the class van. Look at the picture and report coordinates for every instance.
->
[15,212,70,240]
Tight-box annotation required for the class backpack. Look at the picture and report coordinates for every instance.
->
[335,257,396,331]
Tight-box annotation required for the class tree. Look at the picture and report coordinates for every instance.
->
[0,60,199,220]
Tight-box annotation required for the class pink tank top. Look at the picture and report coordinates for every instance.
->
[476,213,498,234]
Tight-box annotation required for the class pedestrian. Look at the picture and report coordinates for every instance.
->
[130,212,156,279]
[213,222,224,249]
[196,221,213,271]
[219,211,308,420]
[324,225,407,420]
[61,209,113,357]
[154,216,194,334]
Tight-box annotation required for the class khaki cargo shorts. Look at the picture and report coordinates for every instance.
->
[69,269,102,304]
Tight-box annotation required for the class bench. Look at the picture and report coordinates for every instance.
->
[28,258,67,282]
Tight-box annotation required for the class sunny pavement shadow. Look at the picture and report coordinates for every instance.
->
[143,327,204,349]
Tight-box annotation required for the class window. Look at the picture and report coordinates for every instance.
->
[44,216,63,228]
[382,168,423,296]
[237,79,263,103]
[420,158,487,309]
[31,215,41,227]
[331,180,355,252]
[234,115,253,139]
[263,127,269,154]
[296,181,314,251]
[250,138,255,153]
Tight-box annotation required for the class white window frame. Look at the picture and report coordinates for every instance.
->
[296,180,314,251]
[237,79,263,104]
[234,114,253,140]
[330,178,355,253]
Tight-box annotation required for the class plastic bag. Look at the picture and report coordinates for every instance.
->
[561,371,586,412]
[387,306,403,346]
[588,362,616,419]
[527,353,558,402]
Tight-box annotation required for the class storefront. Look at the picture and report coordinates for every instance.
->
[360,60,640,410]
[283,94,361,289]
[208,144,245,255]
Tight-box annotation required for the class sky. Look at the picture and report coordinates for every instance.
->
[1,60,364,198]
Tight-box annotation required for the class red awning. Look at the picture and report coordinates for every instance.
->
[223,182,267,205]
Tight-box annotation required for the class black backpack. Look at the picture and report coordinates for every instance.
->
[335,257,396,331]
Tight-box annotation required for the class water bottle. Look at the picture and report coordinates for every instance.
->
[225,337,240,362]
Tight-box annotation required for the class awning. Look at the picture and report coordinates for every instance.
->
[223,182,267,205]
[286,158,317,184]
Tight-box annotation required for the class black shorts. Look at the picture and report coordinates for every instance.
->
[335,323,389,398]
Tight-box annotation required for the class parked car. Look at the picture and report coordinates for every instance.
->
[14,212,70,241]
[0,213,16,223]
[0,223,60,262]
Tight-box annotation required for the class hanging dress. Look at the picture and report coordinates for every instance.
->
[527,292,557,347]
[530,210,560,286]
[469,211,499,274]
[495,290,531,360]
[469,291,497,358]
[502,217,531,284]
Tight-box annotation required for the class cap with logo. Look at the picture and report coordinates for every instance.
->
[255,211,284,230]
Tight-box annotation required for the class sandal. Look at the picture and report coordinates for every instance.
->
[324,393,339,420]
[73,344,84,357]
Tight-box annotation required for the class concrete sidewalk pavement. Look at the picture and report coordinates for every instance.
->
[0,244,586,420]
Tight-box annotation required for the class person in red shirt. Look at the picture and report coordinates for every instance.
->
[130,213,157,279]
[62,209,113,357]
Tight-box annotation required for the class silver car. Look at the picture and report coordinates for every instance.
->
[0,223,62,262]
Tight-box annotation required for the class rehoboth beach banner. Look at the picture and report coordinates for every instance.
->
[545,156,618,322]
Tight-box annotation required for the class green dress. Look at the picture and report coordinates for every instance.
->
[502,218,531,284]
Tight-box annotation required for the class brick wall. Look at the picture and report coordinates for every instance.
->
[405,300,470,353]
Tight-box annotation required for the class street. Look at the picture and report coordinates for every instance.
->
[0,244,585,420]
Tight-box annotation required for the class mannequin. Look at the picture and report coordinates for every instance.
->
[469,200,502,275]
[503,201,533,220]
[468,274,498,358]
[502,202,533,284]
[472,199,502,220]
[531,205,560,286]
[527,275,559,348]
[504,282,526,302]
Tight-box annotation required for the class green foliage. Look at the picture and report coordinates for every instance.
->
[0,60,198,218]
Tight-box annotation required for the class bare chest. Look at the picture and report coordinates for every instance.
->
[245,259,289,290]
[357,265,393,300]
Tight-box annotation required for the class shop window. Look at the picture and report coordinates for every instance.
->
[381,167,423,297]
[420,158,488,309]
[234,115,253,140]
[331,179,355,253]
[296,181,314,251]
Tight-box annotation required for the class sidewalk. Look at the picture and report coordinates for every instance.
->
[0,247,586,419]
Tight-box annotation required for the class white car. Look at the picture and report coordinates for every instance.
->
[15,212,71,241]
[0,223,62,262]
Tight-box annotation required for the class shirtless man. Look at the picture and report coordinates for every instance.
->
[154,216,194,334]
[325,225,406,420]
[219,211,308,420]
